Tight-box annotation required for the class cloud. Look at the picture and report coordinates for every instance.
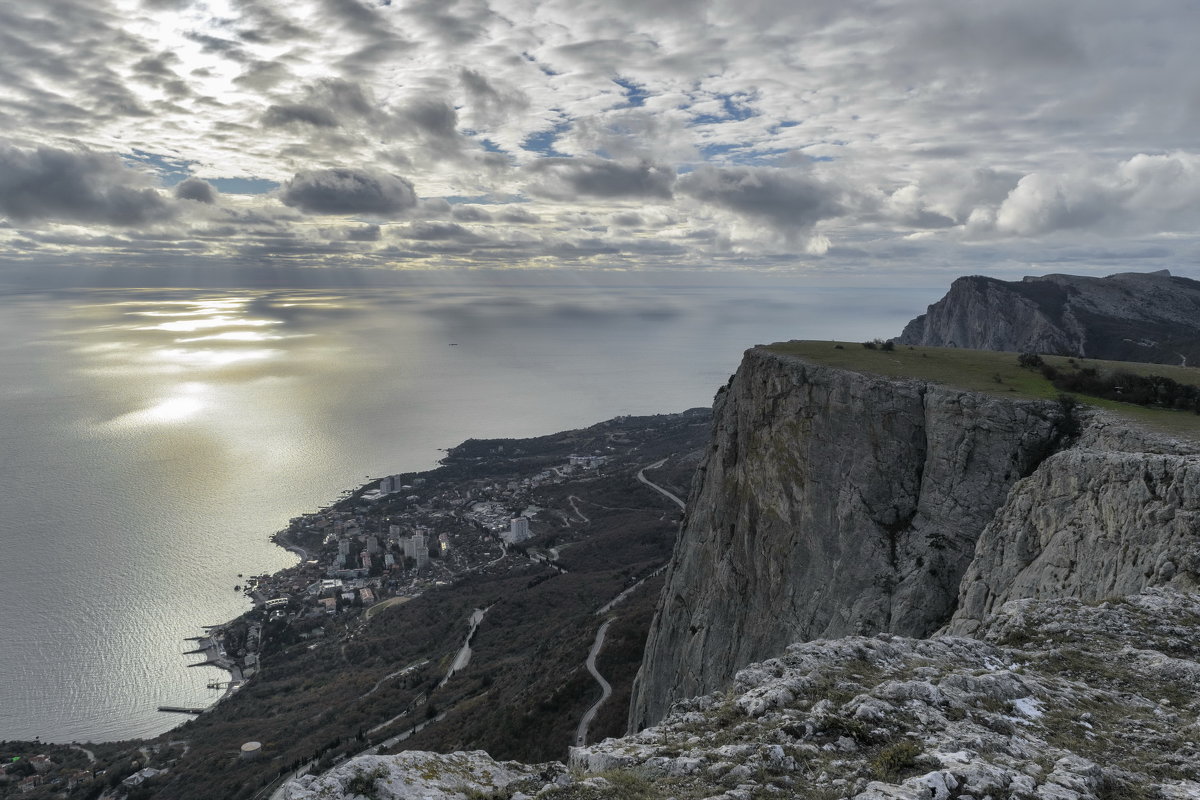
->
[345,224,381,241]
[393,221,481,242]
[175,178,218,204]
[280,168,418,216]
[0,143,174,226]
[975,152,1200,238]
[526,158,675,200]
[262,79,375,129]
[3,1,1200,280]
[263,104,340,128]
[676,165,845,232]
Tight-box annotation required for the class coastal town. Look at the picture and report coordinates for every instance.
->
[171,413,698,724]
[2,409,707,799]
[182,450,613,708]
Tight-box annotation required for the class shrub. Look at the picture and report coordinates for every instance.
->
[880,340,895,352]
[870,739,925,781]
[1017,352,1044,368]
[862,340,878,350]
[346,765,388,799]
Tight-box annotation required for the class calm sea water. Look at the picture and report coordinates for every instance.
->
[0,282,931,743]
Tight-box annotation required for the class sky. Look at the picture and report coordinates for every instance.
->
[1,0,1199,288]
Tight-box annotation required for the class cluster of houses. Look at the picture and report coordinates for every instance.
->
[0,753,92,795]
[249,451,612,625]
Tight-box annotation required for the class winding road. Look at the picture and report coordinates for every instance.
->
[568,495,591,523]
[636,459,686,510]
[574,618,614,747]
[438,607,489,689]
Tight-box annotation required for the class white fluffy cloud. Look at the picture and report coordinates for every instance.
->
[984,153,1200,237]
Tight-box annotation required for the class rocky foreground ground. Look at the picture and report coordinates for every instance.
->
[282,588,1200,800]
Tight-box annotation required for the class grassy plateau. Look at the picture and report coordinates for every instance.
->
[765,340,1200,440]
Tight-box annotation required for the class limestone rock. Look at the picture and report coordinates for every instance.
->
[896,269,1200,365]
[630,348,1068,728]
[280,750,549,800]
[947,447,1200,634]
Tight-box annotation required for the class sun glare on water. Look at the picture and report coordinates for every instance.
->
[143,396,205,423]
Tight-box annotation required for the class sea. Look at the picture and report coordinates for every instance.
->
[0,280,933,743]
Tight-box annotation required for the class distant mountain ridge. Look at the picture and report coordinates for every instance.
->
[897,269,1200,365]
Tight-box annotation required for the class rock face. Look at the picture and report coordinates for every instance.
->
[629,347,1200,729]
[628,348,1071,729]
[897,269,1200,365]
[947,447,1200,634]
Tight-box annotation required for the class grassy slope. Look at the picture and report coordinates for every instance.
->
[765,340,1200,439]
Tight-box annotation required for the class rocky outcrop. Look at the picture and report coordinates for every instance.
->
[897,269,1200,365]
[281,750,561,800]
[628,348,1071,729]
[947,447,1200,634]
[280,589,1200,800]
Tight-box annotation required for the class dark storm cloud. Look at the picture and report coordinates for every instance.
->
[527,158,675,200]
[677,165,844,230]
[174,178,218,204]
[280,168,418,215]
[0,143,174,226]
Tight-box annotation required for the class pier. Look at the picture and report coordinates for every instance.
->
[158,706,206,715]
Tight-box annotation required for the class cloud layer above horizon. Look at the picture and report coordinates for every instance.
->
[2,0,1199,284]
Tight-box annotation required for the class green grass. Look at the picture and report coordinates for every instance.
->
[765,341,1200,439]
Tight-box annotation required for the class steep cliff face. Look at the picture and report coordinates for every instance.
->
[629,348,1069,729]
[947,447,1200,634]
[898,269,1200,365]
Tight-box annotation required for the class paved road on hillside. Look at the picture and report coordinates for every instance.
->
[636,459,686,510]
[575,618,614,747]
[439,607,488,689]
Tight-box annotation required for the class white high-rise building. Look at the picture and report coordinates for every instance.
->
[507,516,530,544]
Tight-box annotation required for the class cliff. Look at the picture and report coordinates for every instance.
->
[629,346,1200,728]
[897,269,1200,365]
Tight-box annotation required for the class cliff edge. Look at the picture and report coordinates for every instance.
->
[630,345,1200,728]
